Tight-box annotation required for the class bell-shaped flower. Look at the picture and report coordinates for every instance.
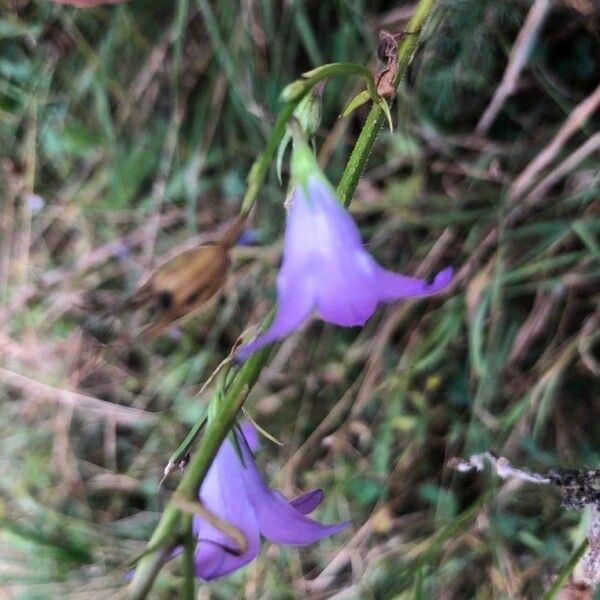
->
[237,136,453,359]
[193,424,348,580]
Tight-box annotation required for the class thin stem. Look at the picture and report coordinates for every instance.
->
[127,534,178,600]
[337,0,435,207]
[177,342,271,499]
[281,62,377,102]
[126,1,437,597]
[337,104,383,208]
[241,62,377,214]
[182,515,195,600]
[241,102,297,214]
[173,496,248,553]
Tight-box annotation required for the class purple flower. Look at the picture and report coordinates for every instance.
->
[193,424,348,580]
[237,175,452,359]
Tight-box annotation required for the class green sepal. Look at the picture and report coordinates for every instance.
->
[340,90,371,119]
[378,98,394,133]
[276,129,293,185]
[280,79,309,103]
[230,423,247,468]
[289,125,321,189]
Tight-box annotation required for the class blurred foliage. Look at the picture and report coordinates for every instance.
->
[0,0,599,598]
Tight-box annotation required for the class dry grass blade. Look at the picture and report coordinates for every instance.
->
[172,496,248,555]
[0,367,154,426]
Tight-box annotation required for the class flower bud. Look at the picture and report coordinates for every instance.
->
[279,80,309,103]
[293,81,324,137]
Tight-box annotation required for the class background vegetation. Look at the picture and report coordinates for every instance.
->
[0,0,599,598]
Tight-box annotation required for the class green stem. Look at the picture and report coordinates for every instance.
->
[242,61,382,214]
[337,105,383,208]
[241,102,298,214]
[127,533,178,600]
[281,62,377,102]
[337,0,435,207]
[176,343,271,499]
[126,1,437,597]
[182,515,195,600]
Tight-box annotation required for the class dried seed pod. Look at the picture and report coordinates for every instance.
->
[376,29,421,99]
[376,30,400,100]
[122,213,247,337]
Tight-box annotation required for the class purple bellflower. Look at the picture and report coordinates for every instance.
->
[237,137,453,359]
[193,424,348,580]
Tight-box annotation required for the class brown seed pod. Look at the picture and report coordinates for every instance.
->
[376,30,400,100]
[121,213,247,338]
[376,29,421,99]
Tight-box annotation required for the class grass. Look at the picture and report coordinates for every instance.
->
[1,0,599,598]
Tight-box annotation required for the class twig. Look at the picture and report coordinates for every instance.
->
[452,126,600,289]
[448,451,551,484]
[172,496,248,555]
[477,0,553,135]
[583,506,600,588]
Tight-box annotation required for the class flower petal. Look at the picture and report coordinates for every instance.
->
[236,274,314,358]
[315,249,380,325]
[303,180,381,325]
[239,422,260,452]
[237,191,318,358]
[306,178,363,249]
[235,432,349,546]
[289,489,324,514]
[194,535,260,581]
[374,265,453,301]
[253,487,349,546]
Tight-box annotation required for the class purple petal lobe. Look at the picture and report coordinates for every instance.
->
[239,422,260,452]
[236,277,314,358]
[233,428,349,546]
[155,421,345,582]
[194,536,259,581]
[303,179,379,325]
[253,487,349,545]
[289,489,324,514]
[375,266,453,301]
